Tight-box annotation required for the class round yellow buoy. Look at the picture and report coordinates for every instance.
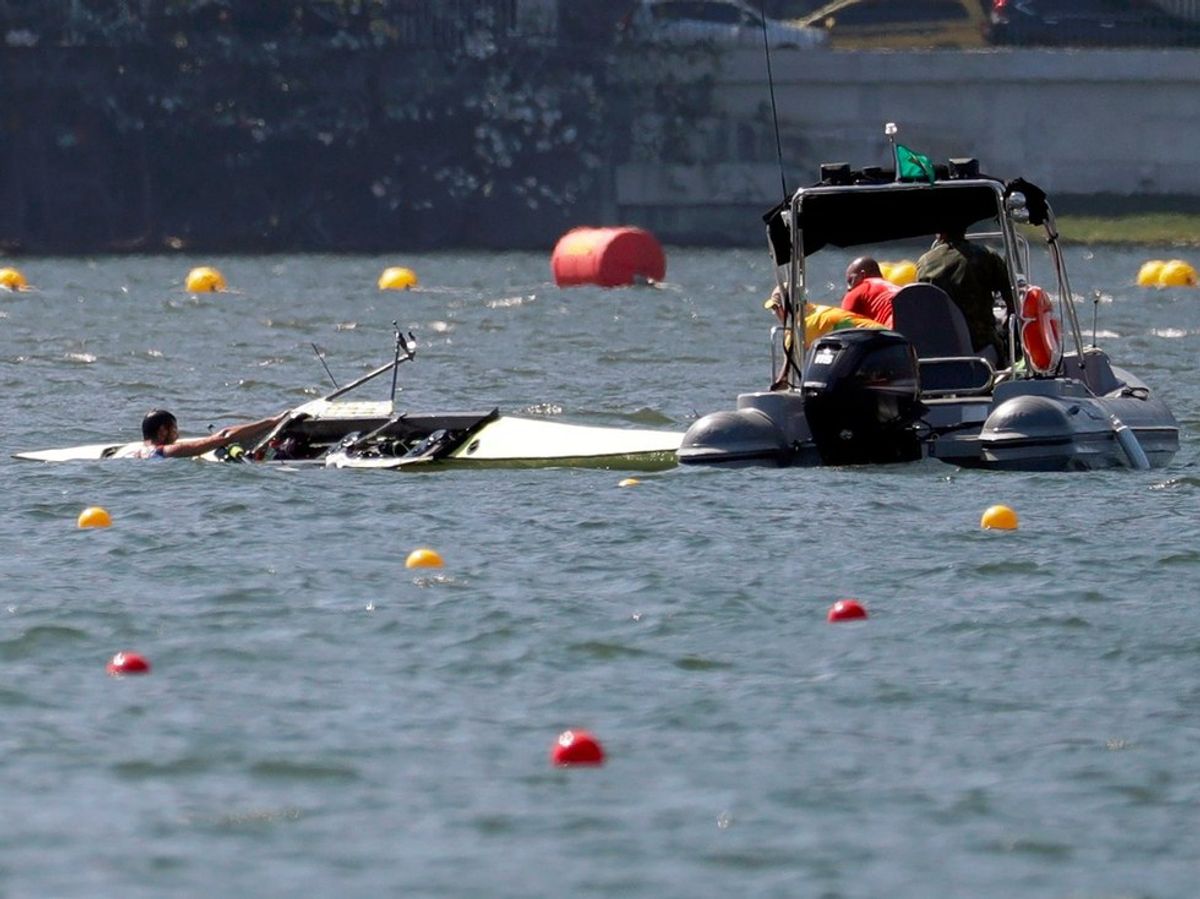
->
[378,267,418,290]
[888,260,917,286]
[78,506,113,529]
[878,261,894,281]
[0,267,28,290]
[185,266,227,293]
[405,547,443,569]
[1156,259,1197,288]
[980,504,1018,531]
[1136,260,1165,287]
[618,477,640,488]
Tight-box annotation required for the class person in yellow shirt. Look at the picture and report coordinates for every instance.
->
[764,286,886,390]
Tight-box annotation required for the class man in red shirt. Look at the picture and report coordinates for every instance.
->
[841,257,897,327]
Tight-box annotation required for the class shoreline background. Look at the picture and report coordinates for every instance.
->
[4,17,1200,253]
[1053,213,1200,246]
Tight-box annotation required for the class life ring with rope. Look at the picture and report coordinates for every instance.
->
[1019,285,1062,375]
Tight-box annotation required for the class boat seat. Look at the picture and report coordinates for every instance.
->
[917,357,995,397]
[1060,347,1122,395]
[893,283,997,395]
[891,283,975,359]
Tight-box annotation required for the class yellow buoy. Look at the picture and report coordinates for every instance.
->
[405,547,443,569]
[1156,259,1197,288]
[78,506,113,529]
[0,267,28,290]
[888,260,917,286]
[1136,260,1165,287]
[185,266,227,293]
[878,261,895,281]
[980,504,1018,531]
[378,267,418,290]
[618,477,640,488]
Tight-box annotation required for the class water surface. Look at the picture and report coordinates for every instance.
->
[2,246,1198,897]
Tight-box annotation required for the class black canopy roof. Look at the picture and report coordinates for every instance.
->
[763,171,1049,264]
[792,180,1005,256]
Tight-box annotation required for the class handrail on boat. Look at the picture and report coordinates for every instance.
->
[1041,206,1087,369]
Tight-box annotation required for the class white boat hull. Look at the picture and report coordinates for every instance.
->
[14,416,685,472]
[326,415,683,470]
[13,442,142,462]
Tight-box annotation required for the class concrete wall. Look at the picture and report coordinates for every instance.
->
[615,47,1200,244]
[1156,0,1200,21]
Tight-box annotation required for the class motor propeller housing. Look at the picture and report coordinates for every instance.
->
[801,329,924,465]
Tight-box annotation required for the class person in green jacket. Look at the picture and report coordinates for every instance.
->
[915,228,1015,358]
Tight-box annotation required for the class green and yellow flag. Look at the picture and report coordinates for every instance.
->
[896,144,935,184]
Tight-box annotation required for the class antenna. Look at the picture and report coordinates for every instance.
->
[759,2,788,201]
[885,122,898,179]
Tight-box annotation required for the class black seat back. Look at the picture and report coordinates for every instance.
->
[891,283,974,359]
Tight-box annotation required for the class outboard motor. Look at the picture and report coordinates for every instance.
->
[801,329,924,465]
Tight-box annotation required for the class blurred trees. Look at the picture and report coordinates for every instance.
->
[0,1,658,251]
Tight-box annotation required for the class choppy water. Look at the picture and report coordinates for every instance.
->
[2,246,1198,898]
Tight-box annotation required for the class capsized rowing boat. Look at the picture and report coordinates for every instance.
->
[12,407,684,471]
[13,332,684,472]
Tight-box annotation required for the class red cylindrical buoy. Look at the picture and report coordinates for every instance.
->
[827,599,868,622]
[551,729,605,766]
[551,226,665,288]
[106,651,151,675]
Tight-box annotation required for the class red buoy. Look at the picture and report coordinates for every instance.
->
[551,729,605,766]
[551,226,665,288]
[106,651,151,675]
[827,599,868,622]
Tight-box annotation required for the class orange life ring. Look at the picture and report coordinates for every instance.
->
[1019,285,1062,374]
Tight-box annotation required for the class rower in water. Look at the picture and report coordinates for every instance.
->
[116,408,288,459]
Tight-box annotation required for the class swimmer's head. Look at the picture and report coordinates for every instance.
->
[141,408,177,442]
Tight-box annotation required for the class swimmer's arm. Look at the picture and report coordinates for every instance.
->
[161,411,289,458]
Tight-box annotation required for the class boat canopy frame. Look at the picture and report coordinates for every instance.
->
[763,171,1083,385]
